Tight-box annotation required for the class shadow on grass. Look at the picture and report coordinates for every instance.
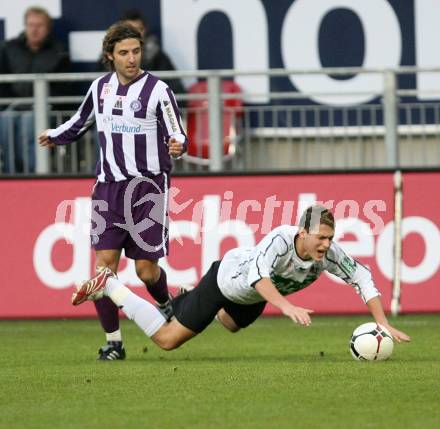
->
[126,353,350,364]
[124,349,434,364]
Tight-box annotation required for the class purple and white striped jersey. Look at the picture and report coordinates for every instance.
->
[48,71,188,182]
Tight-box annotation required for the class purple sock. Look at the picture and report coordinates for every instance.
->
[146,268,169,304]
[94,297,120,333]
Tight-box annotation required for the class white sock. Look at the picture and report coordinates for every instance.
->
[106,329,122,343]
[105,277,166,337]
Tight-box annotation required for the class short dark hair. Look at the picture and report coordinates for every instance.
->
[120,9,146,24]
[101,21,143,70]
[299,205,335,233]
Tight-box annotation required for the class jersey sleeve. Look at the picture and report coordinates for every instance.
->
[156,85,188,154]
[325,242,380,303]
[248,227,290,288]
[47,83,96,145]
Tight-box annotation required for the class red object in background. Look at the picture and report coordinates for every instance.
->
[1,172,439,319]
[398,172,440,313]
[186,80,243,160]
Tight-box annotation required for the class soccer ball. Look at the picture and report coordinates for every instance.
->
[349,322,394,361]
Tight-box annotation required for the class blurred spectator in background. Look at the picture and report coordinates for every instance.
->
[0,6,71,173]
[97,9,186,102]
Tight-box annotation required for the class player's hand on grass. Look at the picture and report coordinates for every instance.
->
[168,136,185,158]
[38,130,55,148]
[387,325,411,343]
[281,304,314,326]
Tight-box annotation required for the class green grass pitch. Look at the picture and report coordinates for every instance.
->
[1,315,439,429]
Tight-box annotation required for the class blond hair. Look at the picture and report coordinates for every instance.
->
[24,6,52,28]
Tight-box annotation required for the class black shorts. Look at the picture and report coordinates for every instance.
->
[172,261,266,333]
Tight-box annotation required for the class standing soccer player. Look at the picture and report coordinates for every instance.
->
[38,22,187,360]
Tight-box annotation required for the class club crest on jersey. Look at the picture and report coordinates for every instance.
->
[100,83,112,99]
[130,99,142,112]
[341,256,356,275]
[114,97,124,110]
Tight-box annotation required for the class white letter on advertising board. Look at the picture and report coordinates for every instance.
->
[33,198,91,289]
[201,195,255,274]
[161,0,269,102]
[415,0,440,100]
[282,0,401,105]
[376,216,440,283]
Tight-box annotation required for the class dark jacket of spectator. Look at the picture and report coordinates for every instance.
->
[0,32,71,101]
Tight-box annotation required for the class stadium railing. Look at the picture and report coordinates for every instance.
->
[1,67,440,175]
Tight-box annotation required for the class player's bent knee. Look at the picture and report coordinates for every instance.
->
[155,334,188,351]
[158,339,178,351]
[139,273,156,286]
[151,332,177,350]
[135,265,159,285]
[151,319,197,350]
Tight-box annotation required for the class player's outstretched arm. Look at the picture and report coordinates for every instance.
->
[366,296,411,343]
[254,278,314,326]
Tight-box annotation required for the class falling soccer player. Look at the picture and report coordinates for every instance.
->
[71,205,411,353]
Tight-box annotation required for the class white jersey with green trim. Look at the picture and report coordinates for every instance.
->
[216,225,380,305]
